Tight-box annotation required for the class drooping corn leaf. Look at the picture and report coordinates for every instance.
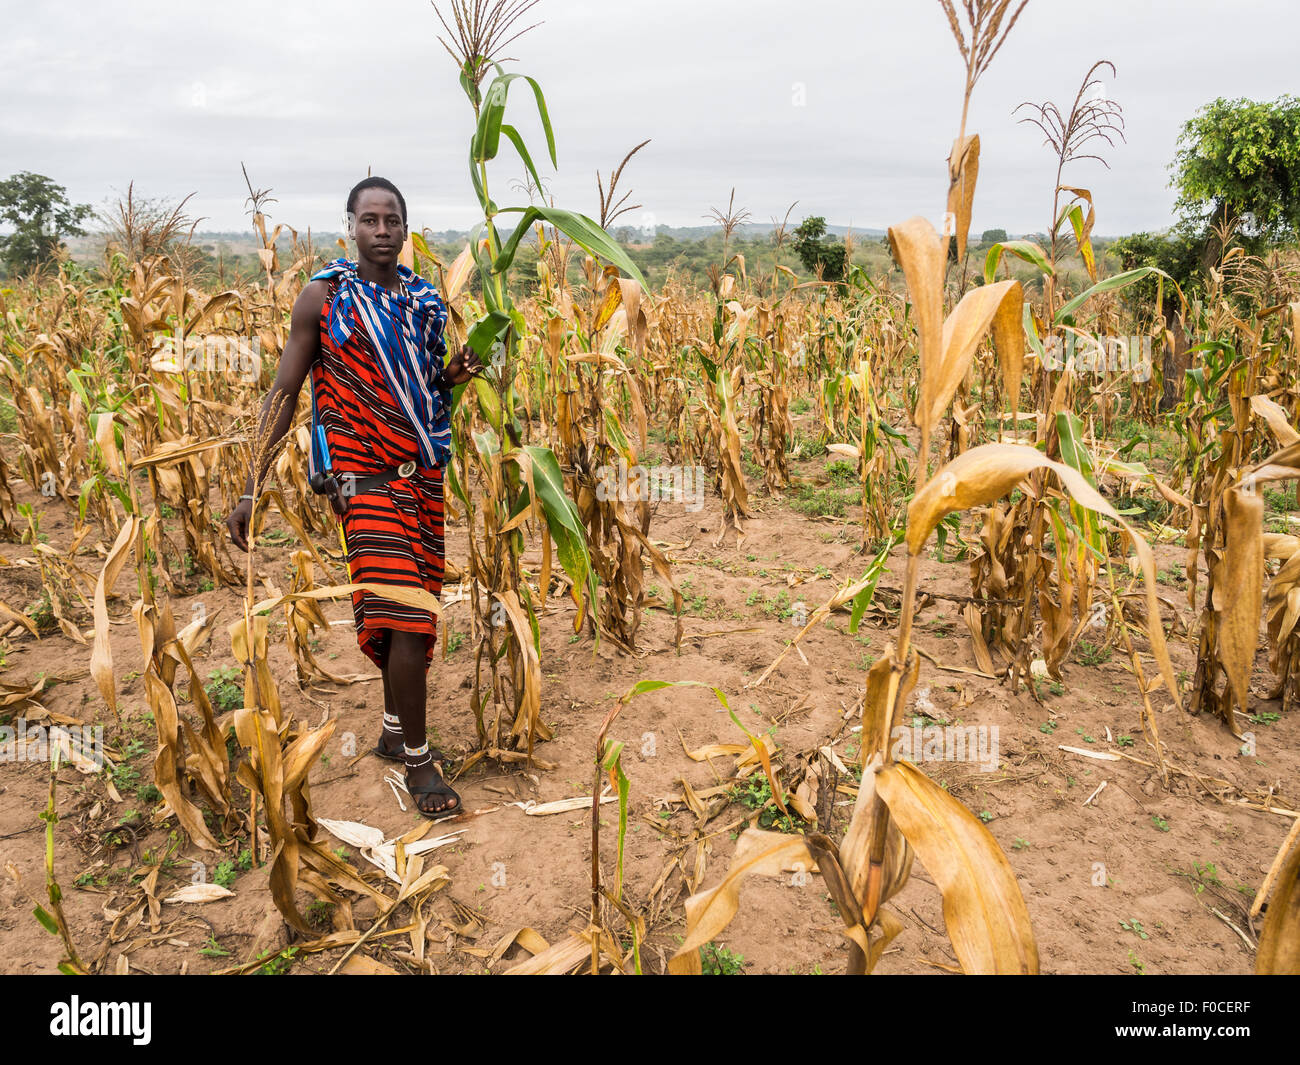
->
[876,760,1038,974]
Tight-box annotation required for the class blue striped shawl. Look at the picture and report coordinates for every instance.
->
[311,257,452,469]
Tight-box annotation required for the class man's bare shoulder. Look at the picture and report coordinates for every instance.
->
[293,278,331,316]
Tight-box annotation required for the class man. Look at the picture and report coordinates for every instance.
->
[226,176,480,819]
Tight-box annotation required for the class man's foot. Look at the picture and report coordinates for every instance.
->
[405,760,461,820]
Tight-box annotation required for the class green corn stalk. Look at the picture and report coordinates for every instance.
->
[440,36,646,756]
[35,749,87,975]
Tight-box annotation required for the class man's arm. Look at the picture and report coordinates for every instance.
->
[225,279,328,551]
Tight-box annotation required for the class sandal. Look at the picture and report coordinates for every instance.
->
[405,764,462,822]
[374,733,448,766]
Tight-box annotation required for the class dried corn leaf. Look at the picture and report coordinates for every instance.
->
[340,955,400,975]
[1251,394,1300,446]
[887,217,945,439]
[164,884,235,904]
[503,928,594,975]
[839,753,913,918]
[317,818,464,884]
[908,442,1178,703]
[876,760,1038,974]
[946,134,979,261]
[517,790,616,816]
[1256,826,1300,974]
[90,516,140,715]
[1217,486,1263,723]
[667,829,814,974]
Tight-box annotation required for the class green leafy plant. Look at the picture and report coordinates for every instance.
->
[198,935,231,958]
[700,941,747,975]
[253,946,298,975]
[205,666,244,713]
[1119,918,1149,940]
[729,773,804,834]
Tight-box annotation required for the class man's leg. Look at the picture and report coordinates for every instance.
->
[378,661,405,757]
[387,629,458,815]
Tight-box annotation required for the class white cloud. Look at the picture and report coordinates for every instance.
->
[2,0,1297,235]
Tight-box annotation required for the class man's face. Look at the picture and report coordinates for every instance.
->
[351,188,406,267]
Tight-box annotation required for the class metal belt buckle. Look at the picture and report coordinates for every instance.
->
[397,460,416,479]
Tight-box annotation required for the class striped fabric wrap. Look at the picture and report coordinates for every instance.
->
[311,257,453,469]
[313,276,446,671]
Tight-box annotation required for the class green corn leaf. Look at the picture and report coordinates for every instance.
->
[471,426,500,465]
[603,407,633,461]
[516,444,599,624]
[696,347,718,384]
[77,475,97,522]
[983,240,1053,284]
[600,739,630,902]
[465,223,502,311]
[33,905,58,936]
[471,73,556,168]
[471,76,510,163]
[494,206,648,291]
[499,124,548,201]
[522,75,556,168]
[446,452,469,508]
[1053,412,1105,548]
[1063,203,1096,280]
[1055,411,1097,488]
[849,529,902,633]
[465,310,511,358]
[1055,267,1174,320]
[619,680,678,702]
[1022,302,1045,361]
[66,368,91,411]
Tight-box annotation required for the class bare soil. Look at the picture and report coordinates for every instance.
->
[1,436,1295,975]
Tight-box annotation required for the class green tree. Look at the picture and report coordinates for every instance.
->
[0,172,93,277]
[1108,230,1204,296]
[980,227,1008,244]
[1171,95,1300,244]
[792,215,847,281]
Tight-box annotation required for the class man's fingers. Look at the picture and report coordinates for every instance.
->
[228,514,249,552]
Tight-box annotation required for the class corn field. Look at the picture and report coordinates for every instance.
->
[0,0,1297,982]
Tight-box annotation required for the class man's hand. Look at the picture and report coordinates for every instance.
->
[443,344,484,387]
[226,498,254,552]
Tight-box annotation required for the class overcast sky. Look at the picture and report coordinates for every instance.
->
[3,0,1297,238]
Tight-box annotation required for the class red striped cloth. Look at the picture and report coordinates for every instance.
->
[312,278,445,670]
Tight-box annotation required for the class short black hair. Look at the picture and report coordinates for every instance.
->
[346,177,407,224]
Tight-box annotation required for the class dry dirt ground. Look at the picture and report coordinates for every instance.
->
[0,428,1296,975]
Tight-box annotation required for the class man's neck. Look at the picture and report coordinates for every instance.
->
[356,256,401,292]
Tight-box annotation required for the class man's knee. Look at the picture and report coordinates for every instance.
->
[389,629,427,653]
